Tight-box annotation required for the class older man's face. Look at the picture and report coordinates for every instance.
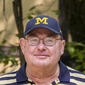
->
[20,28,65,67]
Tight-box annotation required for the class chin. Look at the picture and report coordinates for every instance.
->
[32,60,50,67]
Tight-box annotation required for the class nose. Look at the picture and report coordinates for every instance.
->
[37,40,46,51]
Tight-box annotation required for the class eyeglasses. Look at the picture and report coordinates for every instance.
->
[26,36,62,46]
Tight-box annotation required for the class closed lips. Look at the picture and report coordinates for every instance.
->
[34,54,49,56]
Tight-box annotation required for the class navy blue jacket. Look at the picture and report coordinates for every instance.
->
[0,61,85,85]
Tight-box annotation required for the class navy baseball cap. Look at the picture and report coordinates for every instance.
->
[24,15,62,36]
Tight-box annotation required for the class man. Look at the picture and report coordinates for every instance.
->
[0,15,85,85]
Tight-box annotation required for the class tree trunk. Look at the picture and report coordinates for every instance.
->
[59,0,85,43]
[13,0,25,65]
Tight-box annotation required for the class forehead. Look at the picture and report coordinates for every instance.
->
[28,28,57,36]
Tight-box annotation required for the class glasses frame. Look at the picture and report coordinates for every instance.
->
[25,36,63,46]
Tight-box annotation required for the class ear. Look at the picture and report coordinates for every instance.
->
[19,38,26,54]
[61,40,65,55]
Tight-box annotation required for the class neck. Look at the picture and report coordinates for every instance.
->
[26,63,60,84]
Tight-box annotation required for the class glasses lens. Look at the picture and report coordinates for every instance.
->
[29,37,39,45]
[44,37,55,46]
[27,37,60,46]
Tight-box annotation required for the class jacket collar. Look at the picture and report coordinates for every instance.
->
[59,61,70,83]
[16,63,28,82]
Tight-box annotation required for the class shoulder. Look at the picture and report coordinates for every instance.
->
[0,70,17,85]
[67,66,85,85]
[67,66,85,78]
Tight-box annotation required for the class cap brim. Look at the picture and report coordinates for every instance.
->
[24,25,62,36]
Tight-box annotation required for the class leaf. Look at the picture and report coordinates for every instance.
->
[52,10,61,15]
[27,15,33,19]
[2,40,7,44]
[78,0,82,2]
[3,60,9,65]
[29,6,36,11]
[10,58,18,65]
[9,48,16,52]
[16,34,19,37]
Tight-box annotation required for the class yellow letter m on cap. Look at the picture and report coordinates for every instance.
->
[35,17,48,25]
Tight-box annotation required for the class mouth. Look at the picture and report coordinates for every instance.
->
[34,54,49,59]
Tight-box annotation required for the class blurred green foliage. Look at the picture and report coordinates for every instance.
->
[65,42,85,73]
[0,47,18,66]
[0,32,18,73]
[0,29,18,68]
[52,10,61,15]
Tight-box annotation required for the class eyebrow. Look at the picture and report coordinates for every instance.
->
[47,34,57,37]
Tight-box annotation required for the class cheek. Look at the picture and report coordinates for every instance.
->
[51,45,61,55]
[50,44,62,60]
[24,46,36,65]
[24,45,35,58]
